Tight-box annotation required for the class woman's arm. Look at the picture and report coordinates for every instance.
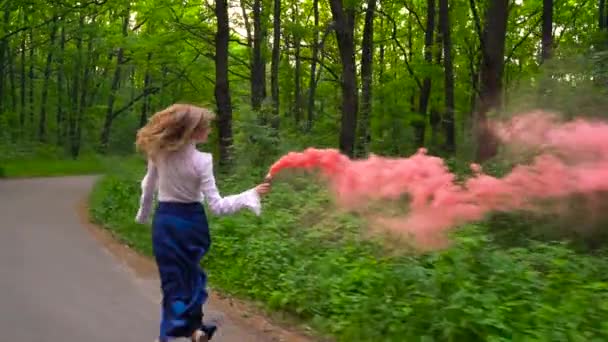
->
[198,153,262,216]
[135,159,158,224]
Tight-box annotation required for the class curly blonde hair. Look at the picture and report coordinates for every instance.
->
[135,103,216,159]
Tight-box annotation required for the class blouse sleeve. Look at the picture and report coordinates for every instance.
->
[198,153,262,216]
[135,159,158,224]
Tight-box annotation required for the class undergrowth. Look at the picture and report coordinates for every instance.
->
[88,155,608,342]
[0,142,122,178]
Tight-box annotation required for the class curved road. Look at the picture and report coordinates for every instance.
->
[0,176,305,342]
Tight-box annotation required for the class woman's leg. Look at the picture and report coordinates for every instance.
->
[152,203,212,341]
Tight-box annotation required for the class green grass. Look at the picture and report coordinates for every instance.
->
[0,142,141,178]
[89,160,608,342]
[0,155,105,178]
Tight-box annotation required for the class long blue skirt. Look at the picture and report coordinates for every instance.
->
[152,201,211,341]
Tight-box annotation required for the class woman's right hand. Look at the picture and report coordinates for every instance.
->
[255,182,271,196]
[255,174,272,196]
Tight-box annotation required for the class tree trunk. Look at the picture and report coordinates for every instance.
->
[56,24,65,145]
[100,6,130,152]
[70,16,83,158]
[215,0,234,167]
[8,45,16,114]
[329,0,358,157]
[293,33,302,124]
[38,16,58,142]
[74,19,94,158]
[600,0,606,30]
[270,0,281,130]
[0,9,11,115]
[356,0,376,157]
[306,0,319,131]
[475,0,509,162]
[416,0,436,148]
[20,24,26,136]
[430,6,443,148]
[251,0,266,112]
[140,52,153,127]
[28,28,35,133]
[240,0,253,48]
[439,0,455,152]
[541,0,553,62]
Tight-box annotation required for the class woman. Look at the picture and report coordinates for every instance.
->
[134,104,271,342]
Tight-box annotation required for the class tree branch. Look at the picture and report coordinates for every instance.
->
[132,17,148,32]
[110,54,201,120]
[469,0,484,50]
[228,68,250,80]
[555,0,590,47]
[184,39,215,60]
[377,9,423,90]
[403,0,426,32]
[300,55,340,81]
[505,16,542,63]
[110,86,160,120]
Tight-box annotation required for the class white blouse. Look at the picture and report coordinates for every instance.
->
[135,143,261,224]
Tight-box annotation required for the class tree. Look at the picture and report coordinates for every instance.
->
[475,0,509,162]
[270,0,281,130]
[356,0,376,156]
[251,0,267,112]
[439,0,455,152]
[215,0,233,166]
[38,15,58,142]
[542,0,553,61]
[306,0,320,131]
[100,5,130,152]
[417,0,436,149]
[329,0,358,158]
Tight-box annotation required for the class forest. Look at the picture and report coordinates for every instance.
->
[2,0,608,340]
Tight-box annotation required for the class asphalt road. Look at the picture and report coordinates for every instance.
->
[0,175,283,342]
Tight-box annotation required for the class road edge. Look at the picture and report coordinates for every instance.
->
[76,198,321,342]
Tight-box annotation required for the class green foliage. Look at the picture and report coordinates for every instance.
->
[90,160,608,341]
[0,142,114,177]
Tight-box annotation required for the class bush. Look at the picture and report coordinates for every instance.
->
[89,159,608,342]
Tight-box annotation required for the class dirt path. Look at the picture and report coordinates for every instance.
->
[0,175,313,342]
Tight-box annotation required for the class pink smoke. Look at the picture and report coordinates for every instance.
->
[267,111,608,249]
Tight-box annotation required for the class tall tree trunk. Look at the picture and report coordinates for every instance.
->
[70,15,83,158]
[475,0,509,162]
[8,45,16,114]
[215,0,234,166]
[416,0,436,148]
[20,24,26,136]
[439,0,455,152]
[28,28,34,134]
[356,0,376,157]
[56,24,65,145]
[0,9,11,115]
[100,6,130,152]
[293,39,302,123]
[240,0,253,48]
[430,6,443,148]
[74,20,93,158]
[140,52,153,127]
[600,0,606,30]
[270,0,281,130]
[306,0,319,131]
[39,16,58,142]
[329,0,358,157]
[541,0,553,62]
[251,0,266,112]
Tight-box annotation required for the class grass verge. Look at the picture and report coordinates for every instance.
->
[89,160,608,342]
[0,142,136,178]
